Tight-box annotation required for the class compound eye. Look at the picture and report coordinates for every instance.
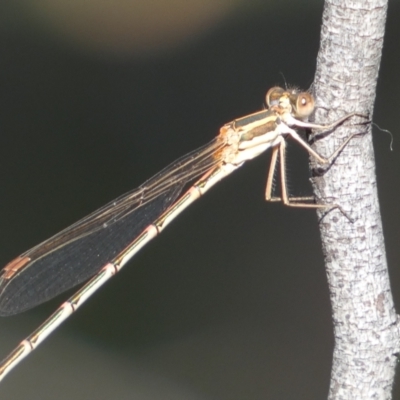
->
[295,92,315,119]
[265,86,285,108]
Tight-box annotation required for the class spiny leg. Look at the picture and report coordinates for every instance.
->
[283,112,368,132]
[265,146,279,202]
[265,143,314,203]
[268,137,354,221]
[285,126,361,165]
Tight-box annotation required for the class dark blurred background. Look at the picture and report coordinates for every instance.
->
[0,0,399,399]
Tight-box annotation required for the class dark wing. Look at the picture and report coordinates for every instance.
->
[0,138,223,315]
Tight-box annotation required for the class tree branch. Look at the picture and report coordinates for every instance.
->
[311,0,400,398]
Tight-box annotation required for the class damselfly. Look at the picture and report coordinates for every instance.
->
[0,86,364,382]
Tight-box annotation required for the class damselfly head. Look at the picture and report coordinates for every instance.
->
[265,86,315,121]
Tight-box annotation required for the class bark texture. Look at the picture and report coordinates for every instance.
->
[311,0,400,398]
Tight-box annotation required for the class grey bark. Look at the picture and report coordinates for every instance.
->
[311,0,400,398]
